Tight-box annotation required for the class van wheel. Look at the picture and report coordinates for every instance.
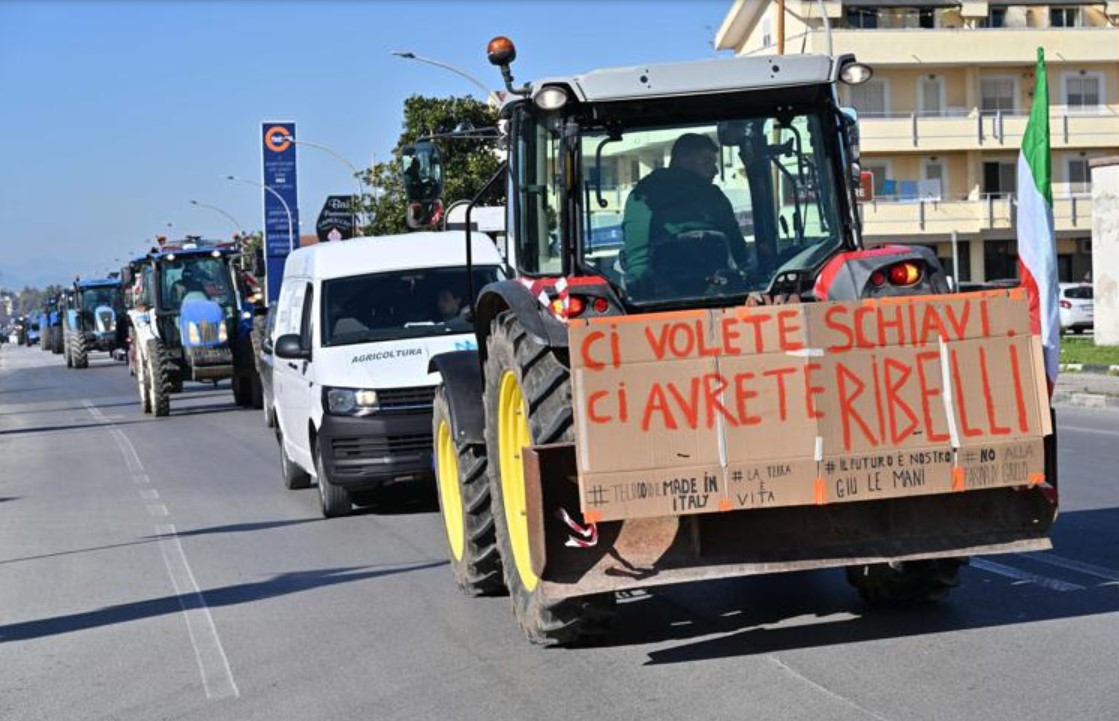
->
[278,428,311,489]
[484,311,616,645]
[846,558,966,604]
[315,448,351,518]
[433,386,505,596]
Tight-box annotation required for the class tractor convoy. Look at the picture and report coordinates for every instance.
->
[19,39,1058,647]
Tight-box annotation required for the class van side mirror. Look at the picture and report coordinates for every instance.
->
[274,334,310,360]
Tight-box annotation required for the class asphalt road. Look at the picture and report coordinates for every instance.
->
[3,342,1119,721]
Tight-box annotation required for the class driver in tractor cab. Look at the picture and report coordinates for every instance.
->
[621,133,752,299]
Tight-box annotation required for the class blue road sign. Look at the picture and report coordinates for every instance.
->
[261,122,300,304]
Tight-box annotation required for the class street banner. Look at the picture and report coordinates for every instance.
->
[570,290,1051,522]
[1016,48,1059,388]
[261,122,300,303]
[315,195,357,243]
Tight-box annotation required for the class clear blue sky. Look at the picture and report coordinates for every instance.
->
[0,0,732,289]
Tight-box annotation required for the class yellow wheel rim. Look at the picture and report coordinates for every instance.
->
[436,420,465,562]
[497,370,539,591]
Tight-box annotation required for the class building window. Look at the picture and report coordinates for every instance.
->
[1067,157,1090,196]
[983,160,1017,198]
[984,240,1018,281]
[923,159,945,200]
[979,8,1007,27]
[980,77,1017,114]
[844,7,878,28]
[847,79,887,117]
[1065,75,1101,112]
[919,8,936,28]
[919,76,944,116]
[1050,7,1082,27]
[863,161,891,197]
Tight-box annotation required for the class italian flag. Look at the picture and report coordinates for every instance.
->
[1016,47,1059,389]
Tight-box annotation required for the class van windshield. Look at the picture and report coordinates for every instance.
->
[321,266,502,347]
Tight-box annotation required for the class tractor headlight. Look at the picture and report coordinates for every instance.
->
[323,387,379,416]
[187,322,201,344]
[218,322,228,343]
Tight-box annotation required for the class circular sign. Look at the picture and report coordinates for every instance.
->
[264,126,292,153]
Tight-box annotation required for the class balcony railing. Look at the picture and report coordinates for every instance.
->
[860,193,1092,235]
[857,107,1119,150]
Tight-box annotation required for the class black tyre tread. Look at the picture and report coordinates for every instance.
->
[51,327,63,354]
[433,387,506,597]
[278,428,312,489]
[846,558,966,605]
[484,311,616,646]
[148,339,172,417]
[72,333,89,369]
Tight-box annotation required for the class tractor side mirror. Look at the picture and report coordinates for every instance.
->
[274,334,309,360]
[840,106,861,168]
[716,121,748,147]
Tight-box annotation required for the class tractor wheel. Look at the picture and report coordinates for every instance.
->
[277,427,311,490]
[433,386,505,596]
[483,311,616,645]
[249,372,264,410]
[315,446,351,518]
[52,328,63,355]
[232,375,248,407]
[147,340,172,417]
[137,358,152,414]
[846,558,966,605]
[64,334,73,368]
[72,333,89,369]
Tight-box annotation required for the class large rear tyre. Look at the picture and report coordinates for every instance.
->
[147,339,172,417]
[72,333,89,369]
[484,311,616,645]
[846,558,966,604]
[232,376,248,407]
[137,357,153,414]
[433,386,505,596]
[64,334,73,368]
[51,327,63,355]
[278,427,311,490]
[315,447,351,518]
[249,373,264,410]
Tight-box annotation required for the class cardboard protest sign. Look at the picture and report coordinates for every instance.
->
[569,289,1051,522]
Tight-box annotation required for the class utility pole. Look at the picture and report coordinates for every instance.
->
[777,0,786,55]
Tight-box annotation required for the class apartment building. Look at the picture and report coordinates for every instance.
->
[716,0,1119,282]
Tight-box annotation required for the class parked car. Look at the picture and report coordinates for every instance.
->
[1059,282,1094,334]
[270,232,505,518]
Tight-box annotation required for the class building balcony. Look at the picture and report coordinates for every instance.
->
[858,107,1119,152]
[806,27,1119,65]
[860,193,1092,237]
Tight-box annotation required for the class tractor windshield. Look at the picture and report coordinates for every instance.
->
[81,287,123,312]
[579,111,845,305]
[160,256,235,314]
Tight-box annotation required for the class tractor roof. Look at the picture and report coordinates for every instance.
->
[149,239,235,260]
[530,53,838,105]
[76,278,121,289]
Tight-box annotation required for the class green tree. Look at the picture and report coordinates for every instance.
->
[356,95,502,236]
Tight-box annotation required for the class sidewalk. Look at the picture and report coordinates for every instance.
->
[1053,369,1119,410]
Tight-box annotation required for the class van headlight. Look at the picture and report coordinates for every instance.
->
[323,387,379,416]
[218,322,228,343]
[187,322,201,344]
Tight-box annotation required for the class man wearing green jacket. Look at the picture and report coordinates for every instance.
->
[621,133,751,298]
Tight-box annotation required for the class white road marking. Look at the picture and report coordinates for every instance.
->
[82,399,239,700]
[1022,553,1119,584]
[971,557,1086,592]
[1059,424,1119,438]
[768,656,893,721]
[154,523,240,700]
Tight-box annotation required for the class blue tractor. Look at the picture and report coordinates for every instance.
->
[127,238,262,416]
[40,295,64,354]
[62,278,126,368]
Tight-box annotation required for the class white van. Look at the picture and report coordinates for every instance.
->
[268,232,505,517]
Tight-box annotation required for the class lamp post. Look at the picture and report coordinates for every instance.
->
[190,199,244,235]
[224,175,294,253]
[391,50,491,98]
[282,136,366,228]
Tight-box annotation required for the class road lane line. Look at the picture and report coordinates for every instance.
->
[139,489,160,500]
[971,558,1085,591]
[768,656,893,721]
[82,399,240,700]
[1058,424,1119,437]
[1022,552,1119,583]
[154,523,241,700]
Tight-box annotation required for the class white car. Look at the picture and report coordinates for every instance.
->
[1058,283,1093,334]
[269,231,505,518]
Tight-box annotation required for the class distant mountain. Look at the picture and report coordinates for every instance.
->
[0,258,74,292]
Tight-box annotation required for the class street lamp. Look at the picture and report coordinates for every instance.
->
[281,136,366,227]
[391,50,491,98]
[190,199,244,235]
[224,175,294,253]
